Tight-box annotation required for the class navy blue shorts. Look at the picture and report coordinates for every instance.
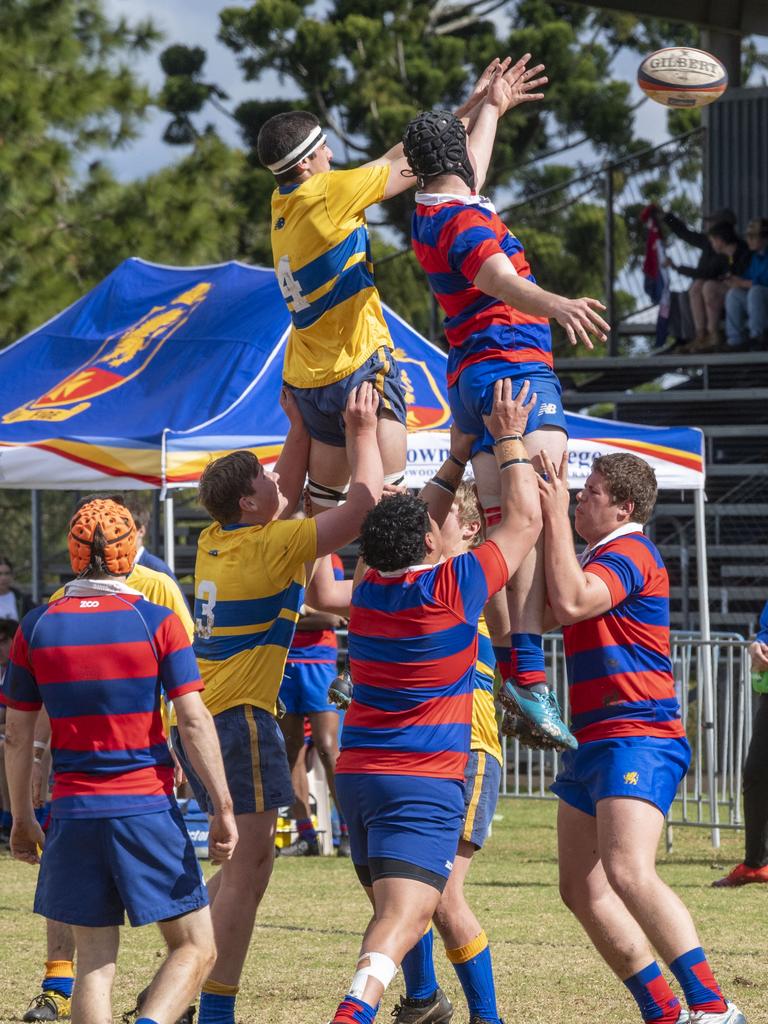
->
[551,736,691,817]
[336,772,464,889]
[280,660,338,715]
[449,359,566,456]
[34,806,207,927]
[286,346,407,447]
[461,751,501,848]
[173,704,294,816]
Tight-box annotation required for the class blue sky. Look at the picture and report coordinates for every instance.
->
[102,0,671,182]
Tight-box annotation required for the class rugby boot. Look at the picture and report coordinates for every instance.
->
[711,862,768,887]
[501,709,559,751]
[337,834,352,858]
[23,992,71,1022]
[499,681,577,751]
[391,987,453,1024]
[328,668,353,710]
[123,986,195,1024]
[675,1011,691,1023]
[280,834,320,856]
[690,1003,746,1024]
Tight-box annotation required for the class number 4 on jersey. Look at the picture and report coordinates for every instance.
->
[278,255,310,311]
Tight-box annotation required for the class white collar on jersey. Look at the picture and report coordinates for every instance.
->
[63,578,143,598]
[578,521,645,567]
[377,563,435,578]
[415,191,496,213]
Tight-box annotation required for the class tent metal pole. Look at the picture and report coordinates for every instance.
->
[30,490,42,605]
[164,494,175,574]
[694,487,719,847]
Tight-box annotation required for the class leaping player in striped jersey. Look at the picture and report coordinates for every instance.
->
[402,62,609,752]
[255,56,538,521]
[327,380,541,1024]
[538,451,745,1024]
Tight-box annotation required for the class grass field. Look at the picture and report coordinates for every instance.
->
[1,799,765,1024]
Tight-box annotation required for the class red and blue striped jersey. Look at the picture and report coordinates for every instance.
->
[2,594,203,819]
[288,553,345,664]
[336,542,508,780]
[411,194,552,387]
[562,529,685,743]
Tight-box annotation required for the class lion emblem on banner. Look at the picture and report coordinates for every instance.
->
[394,348,451,431]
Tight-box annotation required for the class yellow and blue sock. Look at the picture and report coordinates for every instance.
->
[511,634,546,691]
[623,962,681,1022]
[401,929,438,1000]
[199,980,238,1024]
[42,961,74,999]
[446,931,500,1024]
[332,995,378,1024]
[669,947,728,1014]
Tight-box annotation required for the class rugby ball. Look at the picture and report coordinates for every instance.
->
[638,47,728,108]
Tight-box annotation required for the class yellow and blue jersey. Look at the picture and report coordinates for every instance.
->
[271,166,393,389]
[472,616,502,764]
[193,518,318,717]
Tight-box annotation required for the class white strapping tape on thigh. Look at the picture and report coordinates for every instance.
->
[383,471,405,487]
[308,477,350,508]
[348,951,399,998]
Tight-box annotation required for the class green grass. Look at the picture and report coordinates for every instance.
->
[1,799,765,1023]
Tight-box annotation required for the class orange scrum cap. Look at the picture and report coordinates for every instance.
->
[68,499,137,577]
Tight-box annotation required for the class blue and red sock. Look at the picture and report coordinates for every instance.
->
[669,947,728,1014]
[511,633,546,690]
[446,931,500,1024]
[623,962,681,1022]
[492,646,513,684]
[296,817,317,842]
[401,929,438,1001]
[332,995,378,1024]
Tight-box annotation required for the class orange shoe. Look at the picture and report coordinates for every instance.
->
[712,862,768,887]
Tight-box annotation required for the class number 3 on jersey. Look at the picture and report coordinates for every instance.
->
[278,255,310,312]
[195,579,217,640]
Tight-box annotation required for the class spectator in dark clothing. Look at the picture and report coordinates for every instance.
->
[724,218,768,351]
[713,600,768,887]
[664,207,735,351]
[122,494,179,583]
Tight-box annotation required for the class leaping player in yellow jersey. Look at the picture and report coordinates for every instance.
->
[256,57,525,514]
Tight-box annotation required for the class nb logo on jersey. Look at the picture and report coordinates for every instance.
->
[444,860,454,871]
[79,600,100,608]
[540,402,557,415]
[623,771,639,786]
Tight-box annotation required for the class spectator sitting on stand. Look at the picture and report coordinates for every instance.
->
[713,599,768,887]
[123,494,179,583]
[663,207,734,352]
[724,218,768,352]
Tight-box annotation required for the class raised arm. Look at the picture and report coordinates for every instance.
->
[275,387,311,519]
[304,553,352,617]
[474,253,610,349]
[314,383,384,556]
[481,379,542,577]
[536,451,613,624]
[419,424,475,526]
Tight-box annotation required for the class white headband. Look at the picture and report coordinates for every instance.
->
[267,125,327,174]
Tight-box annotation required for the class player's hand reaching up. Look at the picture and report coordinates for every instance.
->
[551,296,610,349]
[537,450,571,520]
[343,382,379,436]
[482,378,537,439]
[455,56,508,118]
[208,807,238,864]
[449,422,476,466]
[488,54,548,116]
[280,386,306,433]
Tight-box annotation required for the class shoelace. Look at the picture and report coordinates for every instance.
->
[28,994,62,1014]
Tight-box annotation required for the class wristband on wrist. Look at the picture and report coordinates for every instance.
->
[431,476,458,495]
[33,740,47,751]
[493,434,523,444]
[447,454,466,469]
[500,458,532,470]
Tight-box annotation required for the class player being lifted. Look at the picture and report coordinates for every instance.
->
[255,56,536,517]
[403,63,609,750]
